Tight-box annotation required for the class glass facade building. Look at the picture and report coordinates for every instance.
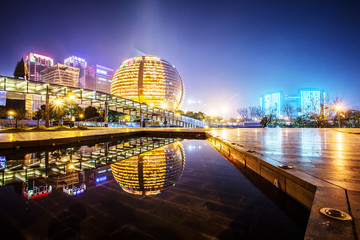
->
[260,88,326,118]
[24,53,54,82]
[41,63,80,88]
[85,65,114,93]
[111,55,185,111]
[64,56,87,88]
[261,91,283,117]
[111,142,185,196]
[298,88,326,116]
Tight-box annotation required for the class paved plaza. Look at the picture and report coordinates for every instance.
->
[209,128,360,191]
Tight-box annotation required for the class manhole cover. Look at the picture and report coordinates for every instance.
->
[278,165,293,169]
[320,208,352,221]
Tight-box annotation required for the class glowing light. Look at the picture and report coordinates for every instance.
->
[33,53,52,61]
[149,103,154,107]
[7,110,15,116]
[79,114,84,119]
[96,69,107,75]
[210,109,217,116]
[68,163,75,170]
[335,105,343,111]
[54,99,63,106]
[68,94,76,101]
[96,176,107,183]
[220,107,228,114]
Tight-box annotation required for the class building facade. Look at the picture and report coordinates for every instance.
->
[64,56,87,88]
[298,88,326,116]
[260,91,283,117]
[111,55,185,111]
[261,88,326,118]
[41,63,80,88]
[24,53,54,82]
[85,65,114,93]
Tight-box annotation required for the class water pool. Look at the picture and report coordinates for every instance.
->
[0,137,308,239]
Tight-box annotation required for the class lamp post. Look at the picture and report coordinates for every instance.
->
[68,94,76,128]
[79,114,84,127]
[7,110,15,128]
[53,98,64,126]
[335,105,343,128]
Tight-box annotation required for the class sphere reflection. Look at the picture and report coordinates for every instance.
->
[111,142,185,196]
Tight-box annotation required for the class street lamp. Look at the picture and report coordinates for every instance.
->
[335,105,343,128]
[79,114,84,127]
[52,98,64,127]
[7,110,15,118]
[68,94,76,127]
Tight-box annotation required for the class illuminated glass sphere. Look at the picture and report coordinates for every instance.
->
[111,142,185,196]
[110,55,185,110]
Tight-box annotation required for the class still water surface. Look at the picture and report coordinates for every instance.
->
[0,138,308,239]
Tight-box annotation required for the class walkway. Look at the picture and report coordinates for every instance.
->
[209,128,360,240]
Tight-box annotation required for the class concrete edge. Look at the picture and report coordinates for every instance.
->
[206,133,357,240]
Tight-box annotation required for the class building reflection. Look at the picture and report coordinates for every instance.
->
[111,142,185,196]
[301,129,322,157]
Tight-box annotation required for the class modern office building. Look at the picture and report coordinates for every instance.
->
[111,55,185,111]
[111,142,185,196]
[260,88,326,118]
[260,91,283,117]
[64,56,87,88]
[298,88,326,116]
[24,53,54,82]
[41,63,80,88]
[85,65,114,93]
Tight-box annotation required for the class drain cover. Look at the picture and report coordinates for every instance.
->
[320,208,352,221]
[278,165,293,169]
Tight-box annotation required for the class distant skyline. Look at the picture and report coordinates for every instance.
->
[1,0,360,117]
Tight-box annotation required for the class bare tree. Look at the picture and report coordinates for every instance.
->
[283,103,295,121]
[308,96,337,128]
[237,107,251,121]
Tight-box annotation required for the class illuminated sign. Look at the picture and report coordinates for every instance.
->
[96,176,107,183]
[96,69,107,75]
[33,53,52,61]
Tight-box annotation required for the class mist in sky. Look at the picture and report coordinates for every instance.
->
[1,0,360,117]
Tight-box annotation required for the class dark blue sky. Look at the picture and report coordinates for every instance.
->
[1,0,360,116]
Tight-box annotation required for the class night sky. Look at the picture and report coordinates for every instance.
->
[1,0,360,117]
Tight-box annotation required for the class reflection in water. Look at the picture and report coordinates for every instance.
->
[301,129,322,157]
[263,129,283,155]
[111,142,185,196]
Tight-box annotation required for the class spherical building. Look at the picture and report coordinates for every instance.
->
[110,55,184,111]
[110,142,185,196]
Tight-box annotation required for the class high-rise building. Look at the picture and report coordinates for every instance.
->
[24,53,54,81]
[261,91,283,117]
[85,65,114,93]
[298,88,326,116]
[41,63,80,88]
[260,88,327,118]
[64,56,87,88]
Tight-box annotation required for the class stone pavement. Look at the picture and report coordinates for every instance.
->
[208,128,360,239]
[208,128,360,191]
